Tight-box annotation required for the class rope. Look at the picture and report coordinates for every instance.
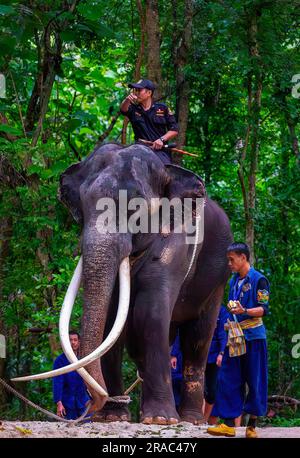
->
[0,377,89,424]
[0,377,90,424]
[107,395,131,404]
[0,377,131,424]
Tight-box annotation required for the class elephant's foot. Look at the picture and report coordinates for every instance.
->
[141,401,179,425]
[91,401,131,422]
[179,408,205,425]
[88,396,107,414]
[142,416,179,425]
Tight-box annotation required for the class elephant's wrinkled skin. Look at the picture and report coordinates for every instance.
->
[59,143,232,424]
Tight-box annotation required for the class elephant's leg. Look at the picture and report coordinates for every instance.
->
[132,287,179,425]
[179,288,224,425]
[93,283,130,422]
[94,336,130,422]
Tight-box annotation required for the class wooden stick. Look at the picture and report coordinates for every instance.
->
[138,139,198,157]
[124,376,143,395]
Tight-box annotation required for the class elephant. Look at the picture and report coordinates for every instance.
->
[13,142,232,425]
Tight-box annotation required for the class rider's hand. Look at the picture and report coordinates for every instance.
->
[152,138,164,150]
[56,401,66,417]
[170,356,177,369]
[216,354,223,367]
[126,93,139,105]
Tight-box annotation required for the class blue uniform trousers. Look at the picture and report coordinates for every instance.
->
[65,406,87,420]
[213,339,268,418]
[172,377,182,409]
[204,363,220,405]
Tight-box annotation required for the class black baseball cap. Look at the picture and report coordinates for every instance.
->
[128,79,156,91]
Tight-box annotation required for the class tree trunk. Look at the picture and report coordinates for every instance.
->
[201,88,219,183]
[145,0,163,99]
[122,0,146,145]
[285,109,300,165]
[174,0,194,149]
[25,28,62,146]
[36,225,58,314]
[0,216,12,409]
[25,1,80,144]
[135,0,146,81]
[237,7,263,263]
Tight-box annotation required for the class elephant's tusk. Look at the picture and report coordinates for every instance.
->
[12,257,131,384]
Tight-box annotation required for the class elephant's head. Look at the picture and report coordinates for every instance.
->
[13,143,205,412]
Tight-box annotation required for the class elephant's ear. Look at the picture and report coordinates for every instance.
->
[165,164,206,200]
[58,162,84,225]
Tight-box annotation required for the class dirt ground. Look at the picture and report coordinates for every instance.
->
[0,421,300,438]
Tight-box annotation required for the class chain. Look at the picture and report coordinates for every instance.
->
[107,395,131,404]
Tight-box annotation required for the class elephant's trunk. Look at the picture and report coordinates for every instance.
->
[80,234,128,412]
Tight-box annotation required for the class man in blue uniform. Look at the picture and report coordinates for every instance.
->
[207,242,269,438]
[53,331,91,420]
[204,305,229,423]
[120,79,179,164]
[171,307,228,418]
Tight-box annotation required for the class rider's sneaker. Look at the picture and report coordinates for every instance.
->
[206,423,236,437]
[246,426,258,438]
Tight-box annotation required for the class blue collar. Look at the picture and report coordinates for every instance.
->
[232,266,255,283]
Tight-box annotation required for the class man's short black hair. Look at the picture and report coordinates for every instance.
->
[227,242,250,261]
[69,330,80,339]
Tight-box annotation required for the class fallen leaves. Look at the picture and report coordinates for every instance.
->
[14,426,32,435]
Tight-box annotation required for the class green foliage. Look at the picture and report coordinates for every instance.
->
[261,409,300,427]
[122,351,141,422]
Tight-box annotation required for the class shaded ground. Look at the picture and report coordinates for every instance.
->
[0,421,300,438]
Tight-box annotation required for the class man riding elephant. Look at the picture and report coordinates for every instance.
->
[120,78,178,164]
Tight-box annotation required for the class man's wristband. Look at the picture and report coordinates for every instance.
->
[160,136,166,143]
[219,351,224,356]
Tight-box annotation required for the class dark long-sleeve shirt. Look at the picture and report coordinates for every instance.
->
[52,353,90,409]
[207,306,229,363]
[121,102,179,142]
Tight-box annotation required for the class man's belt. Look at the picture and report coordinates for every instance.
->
[224,317,263,358]
[224,317,263,331]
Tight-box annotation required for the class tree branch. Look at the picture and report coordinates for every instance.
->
[97,111,122,144]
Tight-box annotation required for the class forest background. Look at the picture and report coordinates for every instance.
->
[0,0,299,425]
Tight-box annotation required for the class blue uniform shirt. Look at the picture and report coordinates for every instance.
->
[228,266,270,340]
[207,305,229,363]
[121,102,179,143]
[52,353,90,410]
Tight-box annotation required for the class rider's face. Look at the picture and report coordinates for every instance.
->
[133,88,152,101]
